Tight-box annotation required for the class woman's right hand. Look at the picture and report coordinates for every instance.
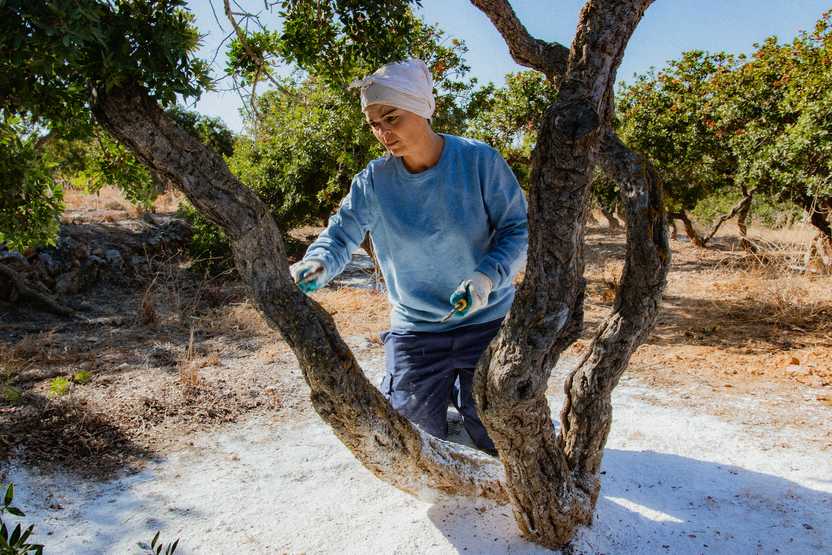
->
[290,259,327,294]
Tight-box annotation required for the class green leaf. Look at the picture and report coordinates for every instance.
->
[3,484,12,506]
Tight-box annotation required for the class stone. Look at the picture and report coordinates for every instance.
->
[105,249,123,267]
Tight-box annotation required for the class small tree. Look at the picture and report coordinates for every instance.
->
[616,51,739,245]
[712,14,832,265]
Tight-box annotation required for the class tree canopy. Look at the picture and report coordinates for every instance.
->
[616,11,832,245]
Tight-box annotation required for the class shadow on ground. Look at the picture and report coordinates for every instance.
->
[427,448,831,554]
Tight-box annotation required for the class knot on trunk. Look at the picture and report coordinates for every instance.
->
[548,98,599,142]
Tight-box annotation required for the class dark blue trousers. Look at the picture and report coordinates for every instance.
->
[380,319,502,452]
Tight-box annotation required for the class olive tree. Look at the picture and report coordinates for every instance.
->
[3,0,668,548]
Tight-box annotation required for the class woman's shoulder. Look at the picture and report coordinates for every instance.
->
[352,153,396,192]
[442,134,501,162]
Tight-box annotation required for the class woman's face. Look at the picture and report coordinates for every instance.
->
[364,104,429,158]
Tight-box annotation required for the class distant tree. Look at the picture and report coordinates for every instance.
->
[616,51,738,245]
[0,114,64,250]
[710,14,832,264]
[617,12,832,261]
[465,71,559,187]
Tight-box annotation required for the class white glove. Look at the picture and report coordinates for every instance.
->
[449,272,493,318]
[290,258,327,294]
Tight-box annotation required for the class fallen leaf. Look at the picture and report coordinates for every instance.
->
[817,396,832,407]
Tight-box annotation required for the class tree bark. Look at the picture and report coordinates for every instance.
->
[600,205,623,231]
[736,191,755,252]
[794,194,832,272]
[359,232,384,288]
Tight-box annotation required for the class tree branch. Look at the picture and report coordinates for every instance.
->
[223,0,293,97]
[559,129,670,495]
[668,209,705,247]
[701,189,755,246]
[468,0,569,81]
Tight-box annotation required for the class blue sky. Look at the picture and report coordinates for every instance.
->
[187,0,829,132]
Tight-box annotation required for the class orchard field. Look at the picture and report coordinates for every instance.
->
[1,1,831,553]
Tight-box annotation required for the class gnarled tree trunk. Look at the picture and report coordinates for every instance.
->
[470,0,668,548]
[668,209,706,247]
[600,204,623,231]
[93,0,668,550]
[700,189,754,247]
[796,195,832,272]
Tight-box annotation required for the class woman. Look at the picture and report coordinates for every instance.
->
[290,59,527,454]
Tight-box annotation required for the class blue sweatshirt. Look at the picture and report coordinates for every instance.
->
[303,133,528,332]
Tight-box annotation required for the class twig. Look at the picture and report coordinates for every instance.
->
[223,0,293,96]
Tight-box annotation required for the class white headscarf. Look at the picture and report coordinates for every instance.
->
[349,58,435,120]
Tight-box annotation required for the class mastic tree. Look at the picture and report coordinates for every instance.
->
[0,0,231,249]
[0,114,64,251]
[710,15,832,262]
[616,51,739,244]
[617,13,832,259]
[3,0,668,549]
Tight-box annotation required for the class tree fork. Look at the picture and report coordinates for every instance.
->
[92,84,509,503]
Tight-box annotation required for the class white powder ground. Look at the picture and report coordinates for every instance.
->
[4,350,830,555]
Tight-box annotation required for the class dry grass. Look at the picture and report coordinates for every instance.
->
[63,185,183,215]
[708,269,832,332]
[591,220,832,394]
[203,287,389,341]
[138,281,160,327]
[0,330,87,368]
[209,300,273,336]
[311,287,389,338]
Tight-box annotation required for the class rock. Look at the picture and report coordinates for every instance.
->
[105,249,123,267]
[0,250,26,262]
[70,241,89,261]
[55,262,101,295]
[37,252,60,276]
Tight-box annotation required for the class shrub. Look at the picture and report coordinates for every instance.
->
[0,483,44,554]
[48,377,70,397]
